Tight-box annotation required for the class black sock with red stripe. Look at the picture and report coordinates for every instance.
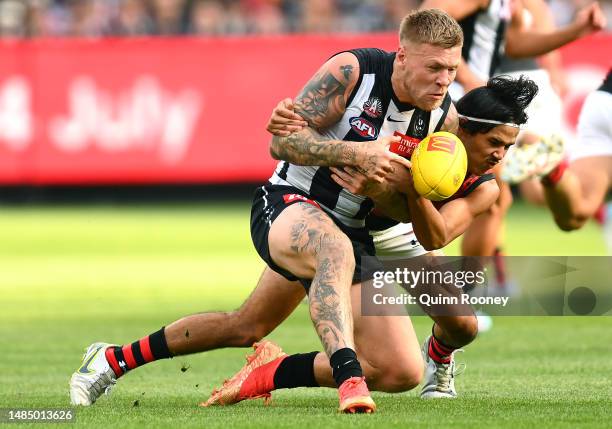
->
[105,327,172,377]
[428,329,456,364]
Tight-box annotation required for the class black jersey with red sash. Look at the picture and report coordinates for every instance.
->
[433,170,495,209]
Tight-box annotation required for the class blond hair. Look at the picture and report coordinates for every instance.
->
[399,9,463,48]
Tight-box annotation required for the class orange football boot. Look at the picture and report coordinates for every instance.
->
[337,376,376,414]
[201,341,287,407]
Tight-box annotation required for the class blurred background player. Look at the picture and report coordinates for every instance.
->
[504,69,612,242]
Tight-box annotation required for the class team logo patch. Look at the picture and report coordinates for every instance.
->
[426,135,456,154]
[414,117,425,134]
[390,131,420,158]
[350,117,378,139]
[363,97,383,118]
[283,194,321,209]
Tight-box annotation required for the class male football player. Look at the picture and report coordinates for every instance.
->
[71,9,464,413]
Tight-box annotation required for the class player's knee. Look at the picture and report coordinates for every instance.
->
[447,315,479,346]
[241,324,273,346]
[229,311,275,347]
[555,215,587,232]
[375,359,423,393]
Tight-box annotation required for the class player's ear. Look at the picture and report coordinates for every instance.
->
[396,44,407,64]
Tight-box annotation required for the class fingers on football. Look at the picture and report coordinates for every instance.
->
[390,153,412,170]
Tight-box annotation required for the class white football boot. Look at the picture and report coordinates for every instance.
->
[70,342,118,406]
[420,336,464,399]
[501,134,565,184]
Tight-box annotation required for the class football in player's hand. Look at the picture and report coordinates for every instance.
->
[411,132,467,201]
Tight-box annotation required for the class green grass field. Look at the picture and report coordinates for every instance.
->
[1,201,611,428]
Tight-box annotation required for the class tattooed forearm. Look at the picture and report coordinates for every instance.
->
[270,128,358,167]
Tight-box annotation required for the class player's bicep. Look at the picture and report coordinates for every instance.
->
[438,181,500,241]
[294,52,359,130]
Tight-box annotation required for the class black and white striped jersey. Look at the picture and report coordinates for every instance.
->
[459,0,510,81]
[269,48,451,228]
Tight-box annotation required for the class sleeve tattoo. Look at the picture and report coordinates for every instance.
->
[270,63,358,167]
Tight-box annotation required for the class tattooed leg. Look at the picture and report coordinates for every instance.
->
[308,234,356,355]
[268,203,357,356]
[308,281,423,392]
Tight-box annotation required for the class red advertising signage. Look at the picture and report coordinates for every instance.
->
[0,34,609,185]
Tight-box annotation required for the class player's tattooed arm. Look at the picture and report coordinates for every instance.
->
[269,52,360,167]
[271,126,359,167]
[440,102,459,134]
[293,51,358,129]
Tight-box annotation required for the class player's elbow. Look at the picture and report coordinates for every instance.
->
[392,212,412,224]
[504,39,529,59]
[420,236,447,251]
[269,137,283,160]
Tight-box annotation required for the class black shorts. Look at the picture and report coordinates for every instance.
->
[250,183,380,291]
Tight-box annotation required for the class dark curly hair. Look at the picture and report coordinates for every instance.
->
[456,75,539,134]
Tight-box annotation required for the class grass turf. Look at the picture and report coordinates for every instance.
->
[0,201,611,428]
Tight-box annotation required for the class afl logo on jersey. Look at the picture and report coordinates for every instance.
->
[350,117,379,139]
[363,97,382,118]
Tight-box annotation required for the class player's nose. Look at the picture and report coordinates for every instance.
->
[492,150,503,161]
[436,70,452,87]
